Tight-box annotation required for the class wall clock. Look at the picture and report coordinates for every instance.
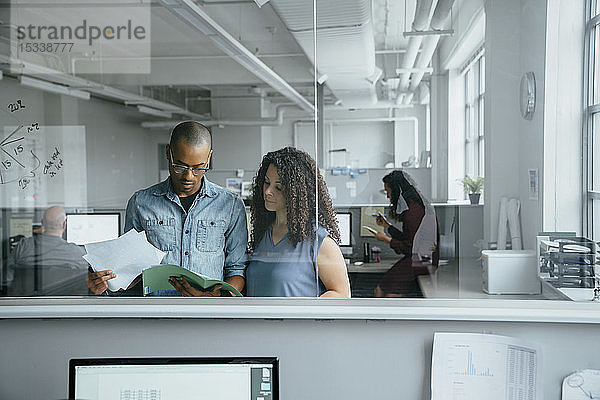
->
[520,71,536,120]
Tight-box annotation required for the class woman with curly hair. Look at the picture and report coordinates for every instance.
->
[372,170,438,297]
[246,147,350,297]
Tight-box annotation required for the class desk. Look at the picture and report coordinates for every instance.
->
[346,259,395,297]
[346,257,566,299]
[418,258,562,300]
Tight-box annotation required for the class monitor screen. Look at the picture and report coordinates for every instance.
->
[69,358,278,400]
[336,212,352,247]
[65,213,120,245]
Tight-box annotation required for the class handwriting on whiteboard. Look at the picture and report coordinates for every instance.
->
[1,103,63,189]
[7,99,26,113]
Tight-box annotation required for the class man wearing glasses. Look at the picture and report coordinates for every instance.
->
[87,121,247,296]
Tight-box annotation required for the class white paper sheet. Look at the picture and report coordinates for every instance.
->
[83,230,166,291]
[431,332,542,400]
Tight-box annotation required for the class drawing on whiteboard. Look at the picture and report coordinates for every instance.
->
[1,96,88,207]
[1,103,64,189]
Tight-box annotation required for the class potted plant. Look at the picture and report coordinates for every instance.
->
[460,176,484,204]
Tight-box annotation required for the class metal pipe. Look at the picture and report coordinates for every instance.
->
[397,0,435,98]
[406,0,456,101]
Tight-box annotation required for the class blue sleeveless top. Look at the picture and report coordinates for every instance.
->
[246,226,329,297]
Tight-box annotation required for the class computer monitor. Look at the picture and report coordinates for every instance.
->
[336,212,352,247]
[65,213,121,245]
[69,357,279,400]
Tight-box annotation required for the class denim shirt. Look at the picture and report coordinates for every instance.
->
[124,177,248,281]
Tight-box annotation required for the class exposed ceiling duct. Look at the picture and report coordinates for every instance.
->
[397,0,434,98]
[270,0,379,107]
[404,0,455,104]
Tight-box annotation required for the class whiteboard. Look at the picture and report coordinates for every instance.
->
[1,108,87,208]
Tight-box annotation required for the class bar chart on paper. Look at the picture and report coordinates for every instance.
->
[452,347,497,377]
[444,341,504,398]
[431,333,540,400]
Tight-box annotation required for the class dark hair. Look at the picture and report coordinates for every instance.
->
[250,147,340,250]
[169,121,212,149]
[382,170,424,221]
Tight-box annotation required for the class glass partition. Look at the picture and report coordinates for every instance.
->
[0,0,596,304]
[315,0,594,301]
[0,0,323,297]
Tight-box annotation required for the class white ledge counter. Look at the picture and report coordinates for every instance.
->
[0,297,599,324]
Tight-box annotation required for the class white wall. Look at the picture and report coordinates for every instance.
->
[1,316,600,400]
[482,0,548,249]
[435,0,585,248]
[480,0,584,249]
[210,93,263,170]
[516,0,549,248]
[329,121,394,168]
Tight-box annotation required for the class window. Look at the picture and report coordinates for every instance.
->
[463,50,485,182]
[585,0,600,240]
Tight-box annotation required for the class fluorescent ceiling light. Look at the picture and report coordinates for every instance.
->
[137,105,173,118]
[253,0,270,7]
[19,76,90,100]
[164,0,314,113]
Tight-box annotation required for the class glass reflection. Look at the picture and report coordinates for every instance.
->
[0,0,596,303]
[316,0,593,301]
[0,0,319,297]
[6,206,88,296]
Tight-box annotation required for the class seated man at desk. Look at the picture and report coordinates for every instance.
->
[87,121,248,296]
[6,206,89,296]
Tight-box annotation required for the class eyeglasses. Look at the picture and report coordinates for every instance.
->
[169,148,211,176]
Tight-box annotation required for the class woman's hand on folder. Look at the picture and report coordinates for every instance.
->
[168,276,223,297]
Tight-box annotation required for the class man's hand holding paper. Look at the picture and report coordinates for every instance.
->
[84,229,166,294]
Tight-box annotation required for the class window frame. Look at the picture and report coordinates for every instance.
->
[584,0,600,239]
[462,49,485,182]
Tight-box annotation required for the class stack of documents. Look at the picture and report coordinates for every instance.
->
[83,229,166,291]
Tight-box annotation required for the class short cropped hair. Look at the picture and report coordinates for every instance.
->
[169,121,212,149]
[42,206,66,231]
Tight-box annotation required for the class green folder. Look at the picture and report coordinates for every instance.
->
[142,264,243,297]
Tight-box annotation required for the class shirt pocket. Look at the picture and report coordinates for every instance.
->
[196,219,226,252]
[144,218,176,252]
